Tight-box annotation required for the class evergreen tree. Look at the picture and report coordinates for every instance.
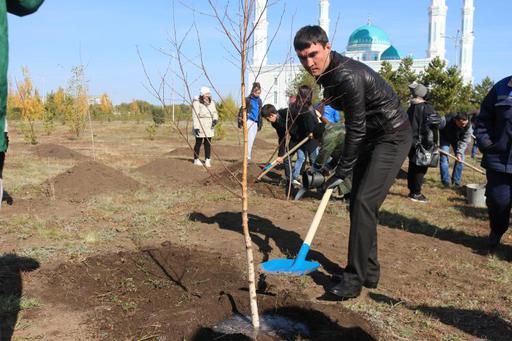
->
[419,57,464,115]
[287,67,321,104]
[473,77,494,107]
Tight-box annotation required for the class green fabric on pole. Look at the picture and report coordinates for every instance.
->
[0,0,44,152]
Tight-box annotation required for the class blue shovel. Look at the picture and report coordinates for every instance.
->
[260,187,334,275]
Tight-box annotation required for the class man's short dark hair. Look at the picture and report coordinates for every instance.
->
[455,112,469,121]
[261,104,277,118]
[294,25,329,51]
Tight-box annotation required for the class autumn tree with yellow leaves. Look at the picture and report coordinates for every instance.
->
[11,67,45,144]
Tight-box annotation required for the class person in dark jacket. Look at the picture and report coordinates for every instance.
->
[238,82,263,161]
[294,25,412,299]
[261,104,298,186]
[439,112,473,187]
[406,83,440,203]
[0,0,45,209]
[474,75,512,250]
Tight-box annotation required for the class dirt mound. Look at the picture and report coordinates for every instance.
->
[206,161,288,199]
[136,158,209,185]
[33,143,88,160]
[38,242,378,340]
[167,145,243,161]
[46,161,140,202]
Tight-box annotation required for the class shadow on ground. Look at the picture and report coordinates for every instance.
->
[378,210,511,261]
[0,254,40,341]
[370,293,512,341]
[189,211,343,294]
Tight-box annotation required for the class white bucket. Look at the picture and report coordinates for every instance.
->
[466,183,486,207]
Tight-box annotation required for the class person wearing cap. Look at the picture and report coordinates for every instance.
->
[406,83,440,203]
[474,75,512,250]
[238,82,263,161]
[0,0,45,210]
[293,25,411,299]
[192,86,218,167]
[438,112,473,187]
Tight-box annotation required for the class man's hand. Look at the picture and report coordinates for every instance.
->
[275,156,284,164]
[324,174,343,190]
[456,153,463,162]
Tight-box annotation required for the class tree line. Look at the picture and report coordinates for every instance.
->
[6,66,241,144]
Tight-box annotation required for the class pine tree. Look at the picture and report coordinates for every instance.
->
[473,77,494,107]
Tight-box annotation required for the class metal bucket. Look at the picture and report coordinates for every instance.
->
[466,183,486,207]
[302,172,325,189]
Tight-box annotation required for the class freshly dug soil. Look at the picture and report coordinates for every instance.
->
[136,158,210,186]
[37,242,378,340]
[32,143,88,160]
[205,161,288,200]
[45,161,140,202]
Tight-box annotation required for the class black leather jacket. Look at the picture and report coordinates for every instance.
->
[316,51,409,178]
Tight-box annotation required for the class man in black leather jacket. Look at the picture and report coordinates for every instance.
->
[294,25,412,299]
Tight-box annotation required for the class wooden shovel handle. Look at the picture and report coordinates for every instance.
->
[256,136,311,180]
[438,149,485,175]
[303,188,334,246]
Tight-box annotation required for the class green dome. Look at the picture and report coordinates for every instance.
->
[348,24,391,47]
[381,45,401,60]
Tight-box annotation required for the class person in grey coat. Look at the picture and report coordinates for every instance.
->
[192,86,218,167]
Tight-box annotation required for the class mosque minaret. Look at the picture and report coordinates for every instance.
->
[319,0,330,38]
[249,0,475,109]
[427,0,448,60]
[459,0,475,84]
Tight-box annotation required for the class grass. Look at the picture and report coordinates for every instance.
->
[3,122,512,340]
[0,296,41,314]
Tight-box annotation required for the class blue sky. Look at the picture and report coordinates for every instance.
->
[8,0,510,105]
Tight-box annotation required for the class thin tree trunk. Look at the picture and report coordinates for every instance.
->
[241,0,260,330]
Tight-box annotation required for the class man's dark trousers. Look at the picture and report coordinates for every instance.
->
[486,170,512,238]
[345,127,412,284]
[407,153,429,195]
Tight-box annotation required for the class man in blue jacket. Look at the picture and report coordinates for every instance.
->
[474,76,512,250]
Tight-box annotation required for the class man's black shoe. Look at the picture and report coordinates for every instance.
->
[487,231,502,250]
[332,273,378,289]
[327,273,363,299]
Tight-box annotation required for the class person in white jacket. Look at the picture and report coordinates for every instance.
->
[192,87,218,167]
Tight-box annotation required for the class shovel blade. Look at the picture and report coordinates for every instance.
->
[260,258,320,276]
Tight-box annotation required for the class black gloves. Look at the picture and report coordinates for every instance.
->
[4,133,8,149]
[212,119,218,129]
[194,128,200,137]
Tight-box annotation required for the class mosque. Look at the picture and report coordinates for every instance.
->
[248,0,475,109]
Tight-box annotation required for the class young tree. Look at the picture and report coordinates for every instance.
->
[214,95,239,140]
[66,65,89,137]
[12,67,45,144]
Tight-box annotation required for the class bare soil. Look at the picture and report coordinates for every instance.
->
[32,143,88,160]
[32,242,376,340]
[45,160,140,202]
[1,123,511,341]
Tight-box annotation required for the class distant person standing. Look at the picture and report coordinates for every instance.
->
[406,83,440,203]
[439,112,473,187]
[474,75,512,250]
[238,82,263,161]
[0,0,45,209]
[192,87,218,168]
